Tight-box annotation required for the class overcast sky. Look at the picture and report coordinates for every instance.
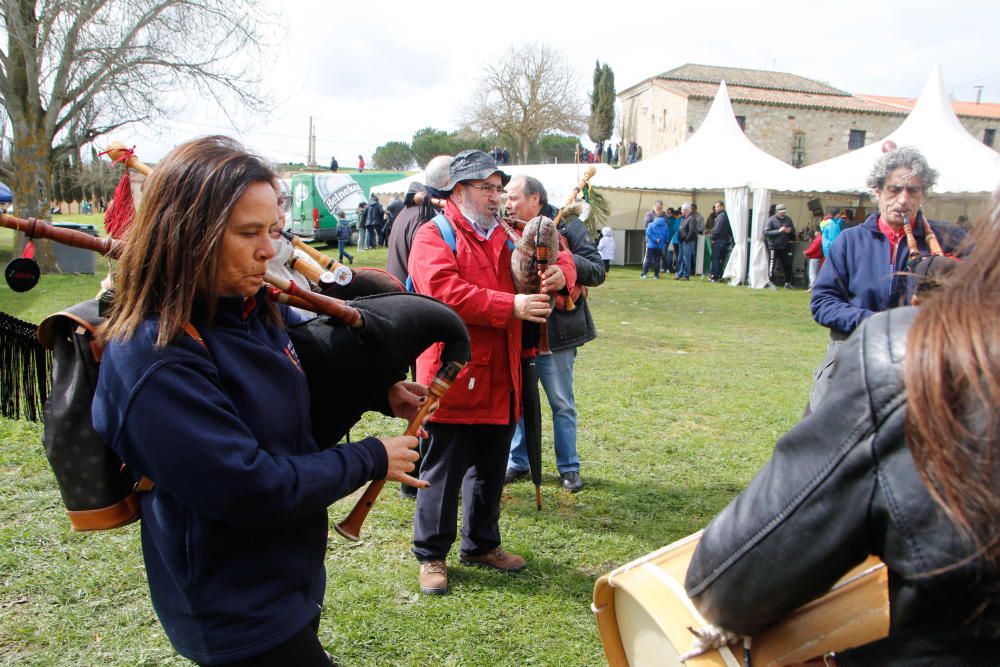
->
[120,0,999,164]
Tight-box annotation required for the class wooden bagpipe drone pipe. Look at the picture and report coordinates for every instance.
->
[1,142,471,532]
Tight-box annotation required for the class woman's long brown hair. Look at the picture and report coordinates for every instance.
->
[100,136,280,348]
[904,191,1000,566]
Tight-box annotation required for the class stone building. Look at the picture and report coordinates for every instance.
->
[619,63,1000,167]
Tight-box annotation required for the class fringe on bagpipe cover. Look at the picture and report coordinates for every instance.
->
[0,312,50,422]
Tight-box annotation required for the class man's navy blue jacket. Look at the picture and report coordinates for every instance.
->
[810,212,964,336]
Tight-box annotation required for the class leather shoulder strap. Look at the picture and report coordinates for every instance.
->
[182,322,207,349]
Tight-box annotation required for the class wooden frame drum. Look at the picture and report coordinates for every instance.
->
[593,531,890,666]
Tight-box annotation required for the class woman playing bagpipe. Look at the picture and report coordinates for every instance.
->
[90,136,429,667]
[682,189,1000,665]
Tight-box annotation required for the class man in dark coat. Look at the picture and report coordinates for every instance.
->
[365,194,384,249]
[709,200,733,282]
[502,175,606,493]
[385,155,453,284]
[764,204,796,288]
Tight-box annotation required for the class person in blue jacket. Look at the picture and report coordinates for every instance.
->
[807,145,964,412]
[92,136,426,667]
[640,213,669,279]
[819,208,843,258]
[661,208,679,274]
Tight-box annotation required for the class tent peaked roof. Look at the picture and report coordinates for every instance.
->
[592,81,800,191]
[788,65,1000,194]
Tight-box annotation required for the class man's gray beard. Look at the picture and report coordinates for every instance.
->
[457,201,495,231]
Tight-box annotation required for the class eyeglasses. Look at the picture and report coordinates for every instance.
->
[463,183,505,195]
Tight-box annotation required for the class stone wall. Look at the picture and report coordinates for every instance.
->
[620,83,690,158]
[624,85,1000,165]
[685,99,902,165]
[960,117,999,147]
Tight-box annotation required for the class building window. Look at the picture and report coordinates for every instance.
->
[985,128,996,147]
[735,116,746,132]
[848,130,866,150]
[792,132,806,168]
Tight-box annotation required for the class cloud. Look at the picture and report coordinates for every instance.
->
[122,0,1000,163]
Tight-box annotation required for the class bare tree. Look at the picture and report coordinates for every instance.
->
[463,43,585,164]
[0,0,274,225]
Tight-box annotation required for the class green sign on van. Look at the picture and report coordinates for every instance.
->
[290,173,365,242]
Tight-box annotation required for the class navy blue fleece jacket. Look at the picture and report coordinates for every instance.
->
[810,212,964,336]
[92,289,387,664]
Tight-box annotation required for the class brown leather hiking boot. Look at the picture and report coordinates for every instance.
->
[419,560,448,594]
[460,547,526,572]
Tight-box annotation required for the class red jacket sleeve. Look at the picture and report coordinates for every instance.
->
[554,248,578,295]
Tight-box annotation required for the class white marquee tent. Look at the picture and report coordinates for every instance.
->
[591,81,802,286]
[743,66,1000,289]
[592,81,800,193]
[780,65,1000,196]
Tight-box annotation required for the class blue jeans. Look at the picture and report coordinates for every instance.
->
[677,240,696,277]
[337,240,353,263]
[365,226,377,249]
[508,348,579,474]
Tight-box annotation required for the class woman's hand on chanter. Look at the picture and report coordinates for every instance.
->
[387,381,432,436]
[380,435,428,489]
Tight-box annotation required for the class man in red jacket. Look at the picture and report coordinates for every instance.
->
[407,150,577,595]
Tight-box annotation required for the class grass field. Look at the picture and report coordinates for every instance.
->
[0,229,827,666]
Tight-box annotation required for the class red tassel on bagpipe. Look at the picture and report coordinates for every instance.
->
[99,146,138,240]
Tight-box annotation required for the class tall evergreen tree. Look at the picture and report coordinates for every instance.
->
[588,62,616,160]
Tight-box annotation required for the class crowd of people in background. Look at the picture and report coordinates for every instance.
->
[489,145,510,164]
[351,194,402,251]
[572,140,642,166]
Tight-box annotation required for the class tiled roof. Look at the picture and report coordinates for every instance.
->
[657,63,848,96]
[658,80,906,115]
[856,94,1000,120]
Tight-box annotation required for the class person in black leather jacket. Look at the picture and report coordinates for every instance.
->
[685,194,1000,665]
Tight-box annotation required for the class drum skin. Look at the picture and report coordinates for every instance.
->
[593,531,889,667]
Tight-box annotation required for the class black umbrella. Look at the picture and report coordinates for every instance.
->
[521,355,543,510]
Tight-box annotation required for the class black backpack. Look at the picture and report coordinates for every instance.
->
[37,296,147,530]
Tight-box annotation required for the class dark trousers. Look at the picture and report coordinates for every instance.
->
[640,247,662,277]
[710,240,730,279]
[207,616,332,667]
[413,417,516,561]
[768,247,794,285]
